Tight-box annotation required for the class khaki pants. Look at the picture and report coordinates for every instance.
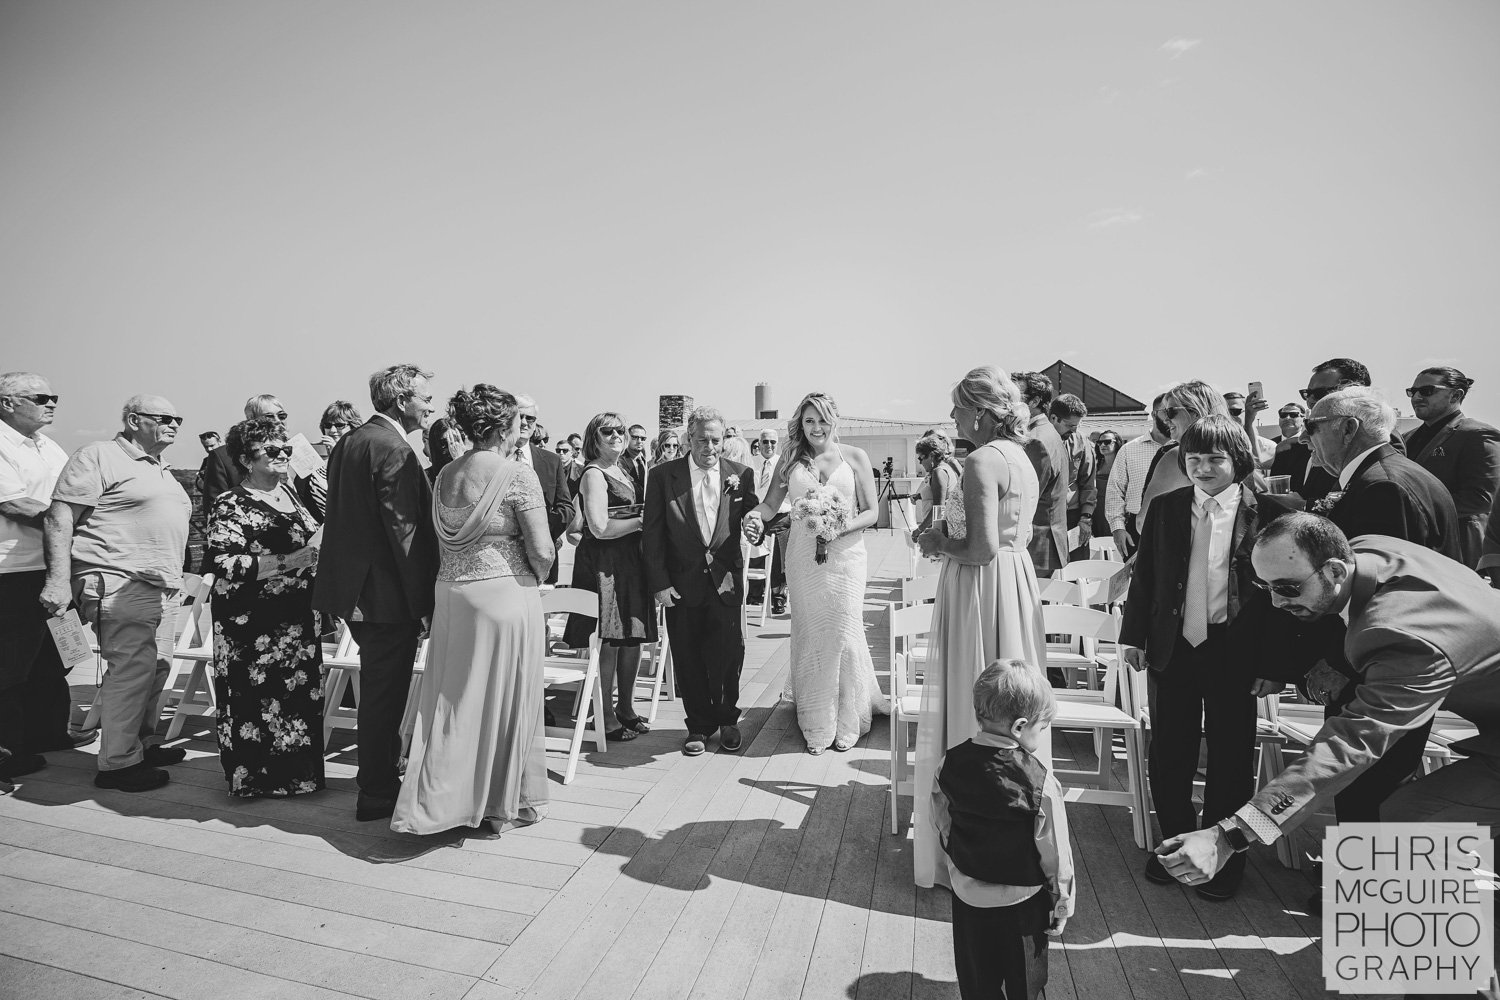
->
[74,573,177,772]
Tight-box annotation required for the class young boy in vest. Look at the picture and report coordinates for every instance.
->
[931,659,1075,999]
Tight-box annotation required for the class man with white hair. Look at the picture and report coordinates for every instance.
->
[1,372,91,781]
[513,393,572,584]
[41,394,193,792]
[199,394,290,520]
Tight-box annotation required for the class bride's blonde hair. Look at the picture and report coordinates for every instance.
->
[780,392,840,484]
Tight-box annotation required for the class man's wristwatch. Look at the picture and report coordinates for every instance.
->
[1217,818,1252,854]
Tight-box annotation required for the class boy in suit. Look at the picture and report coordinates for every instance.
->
[1121,414,1263,900]
[931,659,1074,1000]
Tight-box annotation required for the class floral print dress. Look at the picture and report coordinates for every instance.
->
[207,484,325,797]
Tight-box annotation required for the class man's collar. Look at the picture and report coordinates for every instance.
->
[372,412,409,440]
[0,418,44,446]
[1027,413,1047,430]
[1422,408,1463,431]
[113,432,163,465]
[1338,442,1387,489]
[973,731,1021,749]
[1192,485,1239,511]
[691,458,719,476]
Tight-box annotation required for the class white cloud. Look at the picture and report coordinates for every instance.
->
[1098,85,1122,104]
[1160,37,1202,58]
[1086,208,1145,230]
[1185,167,1207,180]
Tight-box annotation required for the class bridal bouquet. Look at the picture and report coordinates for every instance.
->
[791,485,850,564]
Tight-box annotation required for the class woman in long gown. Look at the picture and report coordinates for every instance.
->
[391,385,555,836]
[208,416,325,798]
[911,365,1051,888]
[747,392,888,753]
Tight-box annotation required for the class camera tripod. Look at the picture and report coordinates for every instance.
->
[876,461,912,534]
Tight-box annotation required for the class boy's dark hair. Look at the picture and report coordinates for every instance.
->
[1048,393,1087,420]
[1010,371,1054,410]
[1312,358,1372,387]
[1176,414,1256,483]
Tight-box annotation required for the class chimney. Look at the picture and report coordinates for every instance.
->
[754,382,776,420]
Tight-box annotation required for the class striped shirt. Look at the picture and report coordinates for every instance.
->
[1104,434,1162,533]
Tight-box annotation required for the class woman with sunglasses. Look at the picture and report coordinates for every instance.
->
[650,428,682,468]
[205,415,324,798]
[1136,380,1232,524]
[562,412,658,740]
[1091,431,1122,541]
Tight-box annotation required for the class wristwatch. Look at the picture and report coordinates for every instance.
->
[1217,817,1252,854]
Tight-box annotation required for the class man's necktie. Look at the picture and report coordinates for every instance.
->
[698,471,717,543]
[1181,497,1217,647]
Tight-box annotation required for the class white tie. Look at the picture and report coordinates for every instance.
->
[1182,497,1217,647]
[698,470,718,544]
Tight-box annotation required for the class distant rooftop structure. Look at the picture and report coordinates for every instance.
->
[1037,360,1147,415]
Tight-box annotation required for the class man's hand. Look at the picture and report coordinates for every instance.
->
[742,513,764,545]
[656,586,681,608]
[1483,567,1500,590]
[1122,645,1148,672]
[1246,392,1270,416]
[1250,677,1285,698]
[1158,828,1231,886]
[420,615,432,638]
[1304,660,1350,706]
[38,579,71,617]
[1077,520,1093,544]
[1046,916,1068,938]
[1112,528,1133,560]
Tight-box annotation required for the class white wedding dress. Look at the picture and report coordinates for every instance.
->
[784,459,889,749]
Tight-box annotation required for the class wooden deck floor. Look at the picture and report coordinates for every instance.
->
[0,532,1347,1000]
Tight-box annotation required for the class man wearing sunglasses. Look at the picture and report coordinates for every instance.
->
[0,373,93,781]
[198,393,290,523]
[1403,365,1500,569]
[1296,358,1408,504]
[1159,514,1500,903]
[41,395,193,792]
[512,394,572,584]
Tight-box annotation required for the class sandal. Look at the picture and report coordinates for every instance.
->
[806,744,827,756]
[832,739,853,752]
[604,727,640,742]
[620,716,652,735]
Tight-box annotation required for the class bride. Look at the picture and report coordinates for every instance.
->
[746,392,888,753]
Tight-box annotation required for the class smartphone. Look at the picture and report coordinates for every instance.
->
[1248,380,1263,400]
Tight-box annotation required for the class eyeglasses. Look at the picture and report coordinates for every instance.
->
[1251,563,1327,599]
[662,441,681,450]
[1163,406,1184,420]
[1299,381,1355,404]
[1227,408,1245,418]
[270,411,288,421]
[630,434,648,442]
[1302,413,1353,436]
[133,412,184,426]
[8,393,59,405]
[556,446,573,455]
[1278,411,1303,420]
[405,391,433,405]
[1405,385,1445,399]
[257,445,294,460]
[517,413,538,424]
[325,421,349,430]
[601,427,627,437]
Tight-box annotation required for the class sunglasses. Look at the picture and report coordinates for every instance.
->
[1251,563,1327,599]
[662,441,681,449]
[1299,381,1355,404]
[134,412,184,426]
[10,393,59,405]
[325,421,349,430]
[630,434,649,442]
[601,427,627,437]
[257,445,294,460]
[1405,385,1445,399]
[1278,411,1303,420]
[1164,406,1185,420]
[1227,408,1245,418]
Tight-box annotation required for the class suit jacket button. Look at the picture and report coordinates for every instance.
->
[1177,583,1184,590]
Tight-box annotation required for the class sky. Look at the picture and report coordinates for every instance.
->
[3,1,1498,456]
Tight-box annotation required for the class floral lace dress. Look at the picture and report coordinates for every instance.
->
[207,484,324,797]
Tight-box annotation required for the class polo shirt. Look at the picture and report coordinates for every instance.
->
[52,433,191,589]
[0,420,70,573]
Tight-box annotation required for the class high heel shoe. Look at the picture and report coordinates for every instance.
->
[832,739,853,752]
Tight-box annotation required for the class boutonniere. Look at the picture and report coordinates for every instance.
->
[1311,490,1345,515]
[724,474,740,493]
[1431,447,1447,458]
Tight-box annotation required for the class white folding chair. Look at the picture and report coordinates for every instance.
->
[540,587,608,784]
[899,573,941,607]
[887,600,934,835]
[913,551,942,578]
[157,575,224,740]
[1046,604,1151,849]
[553,541,576,588]
[1056,560,1127,607]
[1088,535,1121,561]
[742,538,774,629]
[321,626,364,748]
[1042,598,1115,689]
[636,603,674,724]
[397,636,431,758]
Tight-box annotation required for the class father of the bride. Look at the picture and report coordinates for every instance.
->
[1160,513,1500,885]
[642,406,760,757]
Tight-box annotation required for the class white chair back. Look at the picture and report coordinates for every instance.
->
[899,573,940,607]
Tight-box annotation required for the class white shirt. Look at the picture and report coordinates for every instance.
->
[515,443,533,468]
[690,460,721,543]
[1338,443,1388,490]
[1192,485,1241,624]
[756,453,792,514]
[1105,434,1163,532]
[0,420,69,573]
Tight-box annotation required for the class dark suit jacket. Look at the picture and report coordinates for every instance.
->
[1300,430,1406,505]
[523,444,572,542]
[311,416,438,622]
[1249,536,1500,833]
[1120,483,1262,674]
[642,457,758,607]
[1404,412,1500,567]
[1322,444,1461,562]
[198,444,242,522]
[1023,415,1070,576]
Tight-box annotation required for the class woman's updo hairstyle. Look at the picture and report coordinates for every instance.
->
[447,384,518,446]
[227,416,286,474]
[915,429,954,462]
[951,366,1026,443]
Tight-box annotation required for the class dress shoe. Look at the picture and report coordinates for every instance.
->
[1144,854,1175,885]
[143,745,187,766]
[0,753,47,780]
[683,734,708,756]
[25,730,99,753]
[94,763,169,792]
[1195,854,1246,902]
[356,794,398,821]
[772,595,787,616]
[719,726,743,752]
